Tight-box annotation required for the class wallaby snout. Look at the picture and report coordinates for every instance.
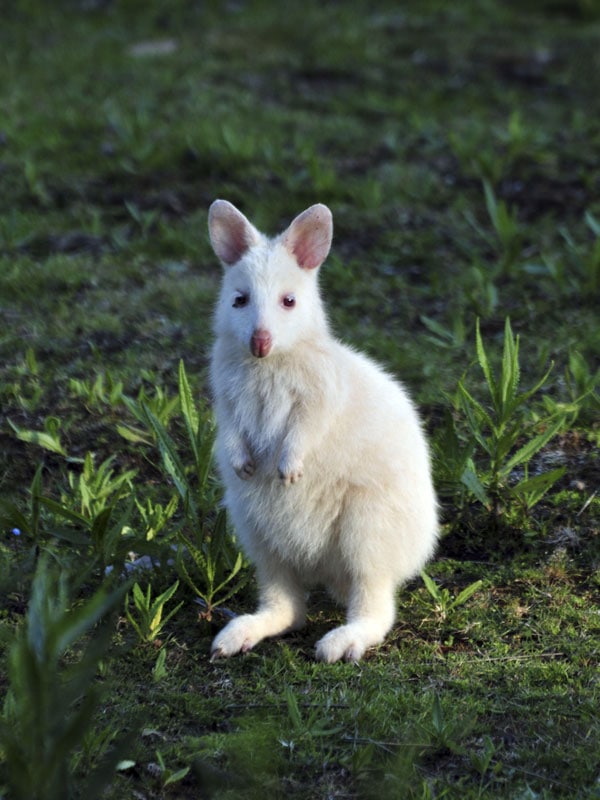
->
[250,328,272,358]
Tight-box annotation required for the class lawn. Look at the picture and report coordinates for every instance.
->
[0,1,599,798]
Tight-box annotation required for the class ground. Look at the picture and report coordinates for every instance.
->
[0,1,599,799]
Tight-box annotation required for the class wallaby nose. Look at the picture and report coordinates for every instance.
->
[250,329,272,358]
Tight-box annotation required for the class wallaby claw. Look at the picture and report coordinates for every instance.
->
[278,457,304,486]
[235,459,255,480]
[210,646,224,662]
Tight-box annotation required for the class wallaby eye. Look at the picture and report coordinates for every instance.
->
[233,292,249,308]
[282,294,296,309]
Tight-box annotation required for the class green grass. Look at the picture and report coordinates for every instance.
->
[1,1,599,798]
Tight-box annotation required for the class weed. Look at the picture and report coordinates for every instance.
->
[0,464,44,546]
[142,361,247,619]
[68,372,125,412]
[424,693,472,755]
[125,580,183,644]
[0,348,43,411]
[68,452,136,520]
[153,749,190,789]
[119,383,179,445]
[420,572,483,623]
[483,180,522,275]
[469,735,501,797]
[560,211,600,295]
[176,507,245,621]
[436,318,571,528]
[8,415,69,458]
[0,556,133,800]
[152,647,168,682]
[540,349,600,425]
[134,494,179,542]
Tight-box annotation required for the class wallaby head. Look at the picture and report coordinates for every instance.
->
[209,200,333,359]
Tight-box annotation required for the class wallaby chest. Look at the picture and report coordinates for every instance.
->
[224,357,300,453]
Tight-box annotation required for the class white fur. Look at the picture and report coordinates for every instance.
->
[208,200,438,663]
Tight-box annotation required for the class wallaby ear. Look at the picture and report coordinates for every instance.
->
[281,204,333,270]
[208,199,260,266]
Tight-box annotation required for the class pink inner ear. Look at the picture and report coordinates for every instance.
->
[209,200,256,266]
[292,229,329,270]
[285,205,333,270]
[214,223,248,265]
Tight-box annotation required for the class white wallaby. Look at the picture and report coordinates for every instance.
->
[208,199,438,663]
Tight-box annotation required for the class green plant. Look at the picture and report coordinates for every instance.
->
[0,463,44,545]
[67,452,136,519]
[26,453,140,570]
[442,318,570,521]
[145,361,247,619]
[125,580,183,644]
[423,693,470,754]
[465,259,499,317]
[420,313,467,349]
[420,572,483,622]
[469,735,500,797]
[176,507,245,621]
[541,349,600,424]
[0,556,133,800]
[135,494,179,542]
[1,347,43,410]
[118,383,180,445]
[8,415,69,458]
[153,749,190,788]
[483,179,522,275]
[152,647,168,682]
[68,371,124,411]
[560,210,600,294]
[124,201,160,240]
[282,687,344,746]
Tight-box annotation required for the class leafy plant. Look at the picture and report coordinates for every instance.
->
[0,463,44,546]
[68,371,124,411]
[1,348,43,411]
[124,200,160,240]
[420,313,467,349]
[108,360,246,620]
[422,693,473,755]
[67,452,136,519]
[176,507,245,621]
[153,749,190,789]
[469,735,501,797]
[420,572,483,622]
[0,556,133,800]
[542,349,600,424]
[560,210,600,294]
[483,179,522,275]
[281,686,343,746]
[125,580,183,644]
[438,318,570,522]
[141,362,246,619]
[31,454,140,571]
[152,647,168,682]
[118,382,180,445]
[8,415,69,458]
[135,494,179,542]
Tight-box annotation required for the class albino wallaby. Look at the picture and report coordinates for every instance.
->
[208,199,438,663]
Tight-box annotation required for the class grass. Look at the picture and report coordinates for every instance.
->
[1,0,599,798]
